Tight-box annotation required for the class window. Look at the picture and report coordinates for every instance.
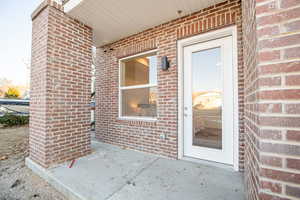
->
[119,51,157,119]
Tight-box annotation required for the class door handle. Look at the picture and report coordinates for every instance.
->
[184,113,188,117]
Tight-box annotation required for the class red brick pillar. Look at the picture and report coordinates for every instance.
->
[29,0,93,168]
[243,0,300,199]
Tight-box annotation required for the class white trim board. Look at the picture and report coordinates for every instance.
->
[177,26,240,171]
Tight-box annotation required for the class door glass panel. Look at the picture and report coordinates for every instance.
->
[192,47,222,149]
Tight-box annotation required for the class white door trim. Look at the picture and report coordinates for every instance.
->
[177,26,239,171]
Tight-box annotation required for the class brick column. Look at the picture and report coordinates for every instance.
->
[243,0,300,199]
[29,0,93,168]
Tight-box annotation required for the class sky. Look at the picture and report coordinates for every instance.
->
[0,0,42,86]
[192,47,222,92]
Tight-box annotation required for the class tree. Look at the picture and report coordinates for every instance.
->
[0,88,4,98]
[5,87,21,99]
[0,78,13,98]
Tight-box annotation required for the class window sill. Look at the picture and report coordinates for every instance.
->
[117,117,157,122]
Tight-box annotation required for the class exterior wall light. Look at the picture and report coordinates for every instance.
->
[161,56,170,71]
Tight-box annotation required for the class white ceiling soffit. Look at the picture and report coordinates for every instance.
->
[65,0,226,47]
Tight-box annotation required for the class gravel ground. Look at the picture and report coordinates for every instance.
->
[0,126,66,200]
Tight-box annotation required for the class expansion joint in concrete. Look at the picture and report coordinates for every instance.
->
[104,158,160,200]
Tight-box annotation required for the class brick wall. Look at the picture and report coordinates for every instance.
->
[242,0,260,198]
[243,0,300,199]
[30,1,93,168]
[95,0,245,170]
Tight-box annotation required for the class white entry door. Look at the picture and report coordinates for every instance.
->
[183,36,234,165]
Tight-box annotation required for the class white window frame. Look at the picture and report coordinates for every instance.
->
[118,49,158,121]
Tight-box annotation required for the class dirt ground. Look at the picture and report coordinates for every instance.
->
[0,126,66,200]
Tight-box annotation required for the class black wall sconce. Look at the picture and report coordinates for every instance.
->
[161,56,170,71]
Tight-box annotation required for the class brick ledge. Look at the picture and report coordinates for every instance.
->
[31,0,63,20]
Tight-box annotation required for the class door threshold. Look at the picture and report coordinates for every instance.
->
[182,156,236,172]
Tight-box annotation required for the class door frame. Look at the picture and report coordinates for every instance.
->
[177,25,239,171]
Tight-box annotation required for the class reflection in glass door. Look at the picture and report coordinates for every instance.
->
[192,47,222,149]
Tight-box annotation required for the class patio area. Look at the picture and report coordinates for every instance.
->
[26,140,244,200]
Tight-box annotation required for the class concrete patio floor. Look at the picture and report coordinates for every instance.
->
[26,141,245,200]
